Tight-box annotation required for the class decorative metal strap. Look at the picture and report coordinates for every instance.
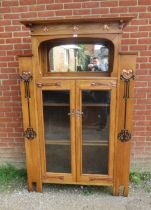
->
[20,72,33,99]
[90,177,112,181]
[91,81,116,87]
[36,82,61,87]
[20,71,36,140]
[118,69,135,142]
[43,175,64,180]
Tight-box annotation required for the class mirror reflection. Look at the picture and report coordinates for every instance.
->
[48,44,109,72]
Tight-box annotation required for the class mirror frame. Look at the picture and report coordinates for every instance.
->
[39,38,114,77]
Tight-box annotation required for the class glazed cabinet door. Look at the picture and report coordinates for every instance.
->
[76,80,117,185]
[36,80,76,183]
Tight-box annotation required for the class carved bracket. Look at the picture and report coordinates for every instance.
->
[119,20,126,30]
[118,69,135,142]
[20,71,36,140]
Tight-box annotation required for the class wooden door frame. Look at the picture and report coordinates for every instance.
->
[75,79,117,186]
[36,79,76,184]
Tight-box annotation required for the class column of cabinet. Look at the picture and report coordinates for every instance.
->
[36,79,116,185]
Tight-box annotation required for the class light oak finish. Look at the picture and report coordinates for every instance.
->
[21,16,135,25]
[19,17,136,195]
[76,80,116,184]
[113,54,136,196]
[36,80,76,183]
[19,56,42,191]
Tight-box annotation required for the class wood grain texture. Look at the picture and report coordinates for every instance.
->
[113,54,136,196]
[76,80,117,183]
[19,17,136,195]
[36,80,76,183]
[20,16,135,26]
[19,56,42,192]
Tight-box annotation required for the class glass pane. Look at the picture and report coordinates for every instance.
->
[43,91,71,173]
[82,90,110,175]
[48,44,109,72]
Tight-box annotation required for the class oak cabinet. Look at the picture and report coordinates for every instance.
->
[19,17,136,196]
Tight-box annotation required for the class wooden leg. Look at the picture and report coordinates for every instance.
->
[123,184,129,197]
[113,183,129,197]
[113,184,119,196]
[36,181,43,192]
[27,181,33,192]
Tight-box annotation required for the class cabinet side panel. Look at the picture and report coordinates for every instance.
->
[113,54,136,196]
[19,56,42,192]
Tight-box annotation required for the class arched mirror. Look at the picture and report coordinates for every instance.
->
[39,38,114,76]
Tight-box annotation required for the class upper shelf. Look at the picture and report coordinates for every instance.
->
[20,16,135,36]
[20,16,135,27]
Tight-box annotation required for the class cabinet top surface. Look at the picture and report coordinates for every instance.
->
[20,16,135,27]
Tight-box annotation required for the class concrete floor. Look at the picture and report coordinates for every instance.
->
[0,184,150,210]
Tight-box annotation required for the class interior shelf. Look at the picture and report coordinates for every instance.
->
[43,103,69,106]
[83,103,110,107]
[43,102,110,107]
[45,140,109,146]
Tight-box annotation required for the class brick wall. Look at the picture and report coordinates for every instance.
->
[0,0,151,170]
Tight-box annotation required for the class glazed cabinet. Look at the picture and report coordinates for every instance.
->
[36,79,116,185]
[19,17,136,196]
